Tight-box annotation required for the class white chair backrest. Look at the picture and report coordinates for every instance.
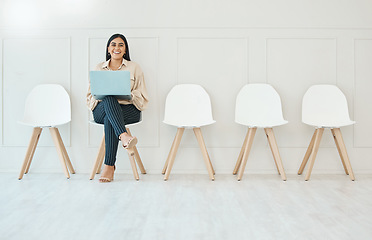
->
[302,85,355,127]
[20,84,71,127]
[235,84,288,127]
[163,84,215,127]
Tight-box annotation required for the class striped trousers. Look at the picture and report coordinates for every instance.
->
[92,96,141,166]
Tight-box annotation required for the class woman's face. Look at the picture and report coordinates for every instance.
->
[108,37,126,61]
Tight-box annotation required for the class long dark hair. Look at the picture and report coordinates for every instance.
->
[106,33,131,61]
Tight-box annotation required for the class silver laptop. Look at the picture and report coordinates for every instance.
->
[90,71,131,100]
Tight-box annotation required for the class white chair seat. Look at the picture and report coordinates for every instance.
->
[163,119,216,128]
[18,119,70,128]
[303,120,356,128]
[89,120,142,127]
[235,119,288,128]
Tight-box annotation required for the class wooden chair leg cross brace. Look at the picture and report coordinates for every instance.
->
[162,127,215,181]
[298,128,355,181]
[89,128,146,181]
[233,127,287,181]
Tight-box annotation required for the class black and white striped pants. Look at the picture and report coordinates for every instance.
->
[92,96,141,166]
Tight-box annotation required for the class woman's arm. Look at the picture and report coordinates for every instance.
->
[131,64,149,111]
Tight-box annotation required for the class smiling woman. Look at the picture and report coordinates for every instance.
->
[86,33,149,183]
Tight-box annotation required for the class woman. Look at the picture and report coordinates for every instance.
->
[87,33,149,182]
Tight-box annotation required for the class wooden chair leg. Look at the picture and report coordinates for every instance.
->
[24,127,43,174]
[205,148,215,175]
[332,128,355,181]
[90,135,105,180]
[49,127,70,179]
[298,129,317,175]
[233,128,249,175]
[55,128,75,174]
[127,149,139,180]
[237,127,257,181]
[193,128,215,175]
[164,128,184,181]
[305,128,324,181]
[126,128,146,174]
[133,147,146,174]
[162,130,179,174]
[19,127,42,180]
[193,128,215,181]
[331,128,349,175]
[265,128,287,181]
[264,128,280,175]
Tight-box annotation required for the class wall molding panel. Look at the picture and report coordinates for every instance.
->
[2,37,71,147]
[266,38,338,148]
[176,37,248,148]
[354,39,372,148]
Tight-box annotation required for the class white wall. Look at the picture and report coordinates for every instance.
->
[1,0,372,175]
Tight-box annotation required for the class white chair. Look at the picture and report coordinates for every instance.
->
[233,84,288,181]
[89,120,146,181]
[162,84,216,181]
[18,84,74,179]
[298,84,355,181]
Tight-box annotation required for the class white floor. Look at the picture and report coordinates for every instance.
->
[1,173,372,240]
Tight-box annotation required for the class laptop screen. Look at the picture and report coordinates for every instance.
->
[90,71,131,100]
